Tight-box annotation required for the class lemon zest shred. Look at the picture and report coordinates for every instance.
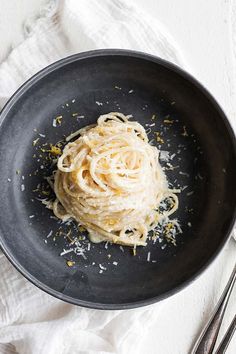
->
[47,144,62,156]
[66,260,75,267]
[154,132,164,144]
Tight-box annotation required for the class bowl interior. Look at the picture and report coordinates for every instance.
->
[0,51,235,309]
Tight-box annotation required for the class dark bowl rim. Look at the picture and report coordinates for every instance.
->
[0,49,235,310]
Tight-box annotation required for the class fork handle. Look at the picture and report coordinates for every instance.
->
[214,314,236,354]
[191,264,236,354]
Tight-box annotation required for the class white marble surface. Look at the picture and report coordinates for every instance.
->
[0,1,235,353]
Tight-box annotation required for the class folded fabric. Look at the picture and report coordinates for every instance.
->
[0,0,187,108]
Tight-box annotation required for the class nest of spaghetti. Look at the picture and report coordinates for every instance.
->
[52,112,178,247]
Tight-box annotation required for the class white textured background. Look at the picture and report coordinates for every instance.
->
[0,1,235,353]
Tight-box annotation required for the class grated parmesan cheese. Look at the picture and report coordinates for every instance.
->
[47,230,53,238]
[179,171,189,177]
[60,248,74,256]
[99,264,106,270]
[181,185,188,191]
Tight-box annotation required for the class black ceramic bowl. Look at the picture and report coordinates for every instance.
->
[0,50,235,309]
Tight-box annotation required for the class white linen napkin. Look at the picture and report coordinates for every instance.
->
[0,1,235,354]
[0,0,188,106]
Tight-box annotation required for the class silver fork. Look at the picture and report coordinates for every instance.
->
[191,263,236,354]
[215,314,236,354]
